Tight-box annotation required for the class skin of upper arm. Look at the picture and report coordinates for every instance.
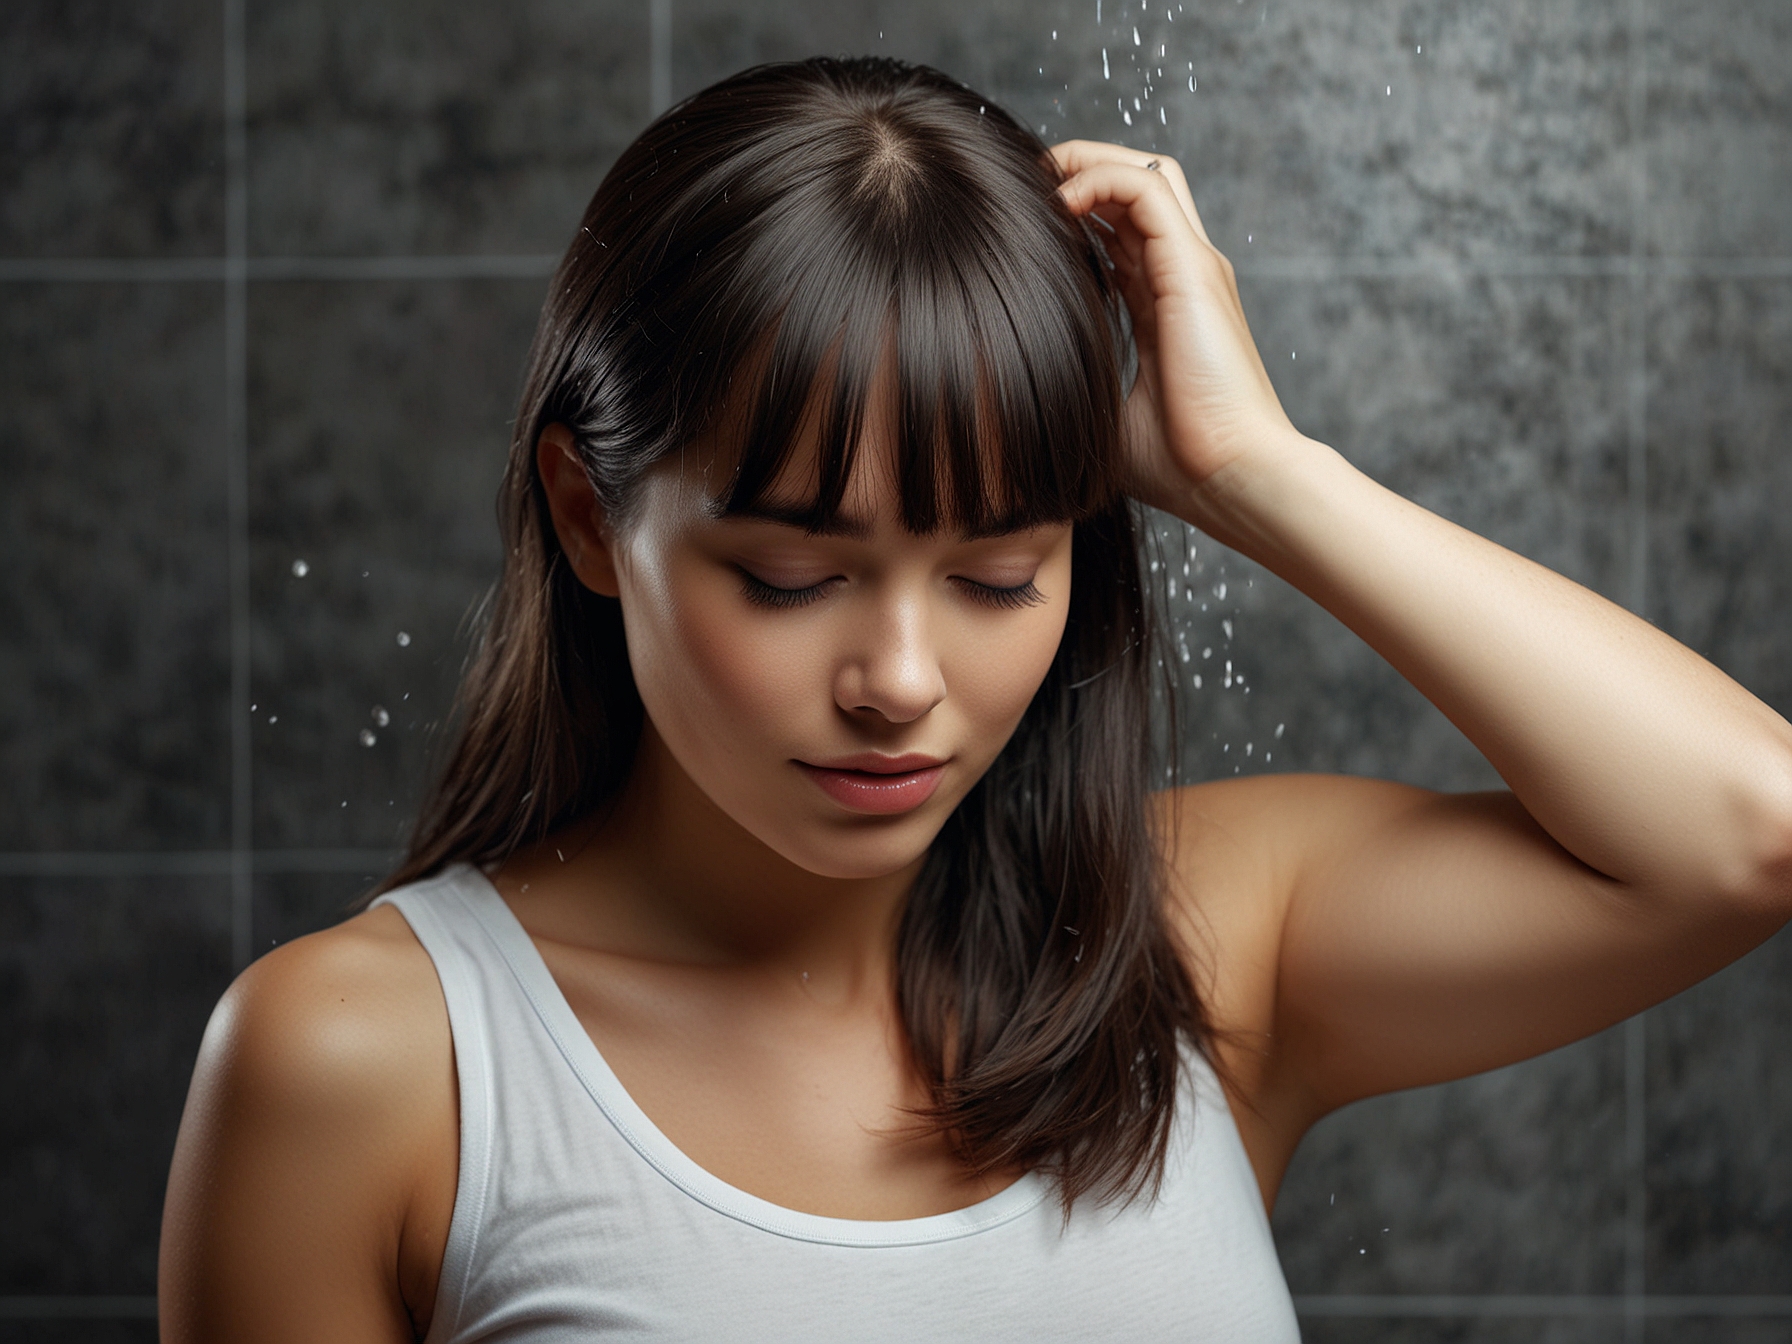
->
[158,905,457,1344]
[1160,774,1790,1197]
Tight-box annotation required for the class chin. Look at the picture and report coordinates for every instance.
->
[762,815,945,882]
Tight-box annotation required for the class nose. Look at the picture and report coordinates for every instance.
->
[833,588,947,725]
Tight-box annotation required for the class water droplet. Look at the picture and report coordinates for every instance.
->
[290,558,309,577]
[1224,659,1234,688]
[1275,723,1285,738]
[1222,618,1234,640]
[372,705,390,727]
[1192,674,1202,689]
[1188,74,1196,92]
[1133,25,1141,44]
[1133,96,1141,111]
[1245,742,1253,756]
[1160,106,1167,125]
[1203,646,1212,659]
[267,714,278,724]
[1215,580,1228,599]
[1168,577,1178,598]
[396,631,412,647]
[359,728,377,747]
[1102,48,1110,79]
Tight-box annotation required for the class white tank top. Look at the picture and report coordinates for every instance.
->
[377,864,1301,1342]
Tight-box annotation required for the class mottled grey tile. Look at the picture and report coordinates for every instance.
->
[1644,1320,1792,1344]
[1645,2,1792,258]
[1273,1031,1627,1294]
[1300,1318,1625,1344]
[674,0,1635,262]
[1645,279,1792,720]
[0,875,232,1294]
[1645,925,1792,1294]
[246,0,650,256]
[254,868,386,956]
[247,277,536,846]
[0,0,224,257]
[0,282,230,850]
[1152,274,1630,790]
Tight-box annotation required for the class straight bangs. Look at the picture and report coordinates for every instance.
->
[611,64,1128,535]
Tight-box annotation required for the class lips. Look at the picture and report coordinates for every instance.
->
[796,753,949,815]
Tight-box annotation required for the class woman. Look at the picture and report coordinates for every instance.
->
[159,57,1792,1341]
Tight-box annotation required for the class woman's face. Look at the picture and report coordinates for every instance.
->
[596,423,1073,882]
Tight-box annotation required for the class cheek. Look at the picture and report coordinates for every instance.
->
[616,553,823,757]
[945,605,1068,743]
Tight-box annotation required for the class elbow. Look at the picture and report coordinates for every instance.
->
[1723,744,1792,924]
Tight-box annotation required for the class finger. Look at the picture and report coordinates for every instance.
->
[1051,140,1209,243]
[1057,160,1218,279]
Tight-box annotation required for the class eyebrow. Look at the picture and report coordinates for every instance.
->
[720,498,1065,543]
[721,499,874,540]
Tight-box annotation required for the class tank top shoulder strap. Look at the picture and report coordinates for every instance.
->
[371,864,509,1338]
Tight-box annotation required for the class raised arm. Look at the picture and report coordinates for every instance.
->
[1053,142,1792,1144]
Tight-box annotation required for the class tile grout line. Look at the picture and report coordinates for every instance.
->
[1623,0,1650,1340]
[224,0,252,973]
[650,0,671,116]
[7,255,1792,284]
[0,850,400,877]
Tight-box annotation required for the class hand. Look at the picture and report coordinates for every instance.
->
[1050,141,1302,518]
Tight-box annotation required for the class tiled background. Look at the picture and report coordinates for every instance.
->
[2,0,1788,1338]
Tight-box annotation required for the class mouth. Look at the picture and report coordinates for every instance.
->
[795,753,950,816]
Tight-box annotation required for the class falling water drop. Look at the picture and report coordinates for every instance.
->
[291,558,309,577]
[1103,48,1109,78]
[372,705,390,727]
[1132,25,1141,44]
[396,631,412,647]
[359,728,377,747]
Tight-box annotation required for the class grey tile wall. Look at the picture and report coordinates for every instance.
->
[0,0,225,258]
[3,0,1790,1334]
[0,877,232,1295]
[246,0,648,255]
[247,276,534,847]
[0,283,231,850]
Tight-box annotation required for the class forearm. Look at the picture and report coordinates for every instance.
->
[1168,430,1792,908]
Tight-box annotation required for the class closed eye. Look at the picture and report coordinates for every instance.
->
[736,568,835,609]
[955,578,1046,610]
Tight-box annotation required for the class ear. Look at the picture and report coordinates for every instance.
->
[536,424,622,598]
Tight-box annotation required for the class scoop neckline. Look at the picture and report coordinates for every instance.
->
[449,863,1051,1248]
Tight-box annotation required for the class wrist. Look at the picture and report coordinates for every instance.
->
[1156,431,1349,559]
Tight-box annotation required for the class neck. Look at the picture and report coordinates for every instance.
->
[499,724,920,1000]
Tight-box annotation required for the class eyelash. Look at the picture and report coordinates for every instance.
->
[735,570,1045,611]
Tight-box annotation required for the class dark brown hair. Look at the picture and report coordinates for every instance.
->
[383,56,1209,1210]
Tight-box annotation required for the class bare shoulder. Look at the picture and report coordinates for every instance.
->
[161,904,456,1344]
[202,904,449,1117]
